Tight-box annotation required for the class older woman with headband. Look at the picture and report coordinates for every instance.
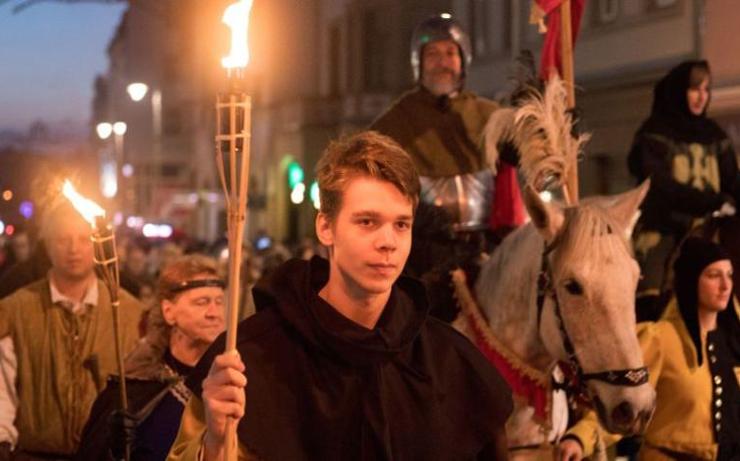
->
[76,254,226,461]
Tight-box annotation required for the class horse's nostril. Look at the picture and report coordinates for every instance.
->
[611,401,635,426]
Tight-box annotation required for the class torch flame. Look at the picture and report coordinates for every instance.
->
[62,180,105,226]
[221,0,254,69]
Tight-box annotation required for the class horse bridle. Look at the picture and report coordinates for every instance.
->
[536,241,649,394]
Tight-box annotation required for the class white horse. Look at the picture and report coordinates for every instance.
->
[454,182,656,459]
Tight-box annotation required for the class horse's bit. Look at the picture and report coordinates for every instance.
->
[536,242,649,397]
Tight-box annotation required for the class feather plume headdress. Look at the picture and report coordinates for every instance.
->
[514,76,590,192]
[481,75,590,193]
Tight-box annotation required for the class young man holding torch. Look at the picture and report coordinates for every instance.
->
[168,131,512,461]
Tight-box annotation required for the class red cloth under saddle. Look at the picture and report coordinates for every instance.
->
[461,308,550,422]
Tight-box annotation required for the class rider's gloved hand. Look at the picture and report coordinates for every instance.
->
[712,194,737,218]
[713,197,736,218]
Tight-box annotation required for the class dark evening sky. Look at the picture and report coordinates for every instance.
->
[0,3,126,133]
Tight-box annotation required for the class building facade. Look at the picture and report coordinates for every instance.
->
[94,0,740,243]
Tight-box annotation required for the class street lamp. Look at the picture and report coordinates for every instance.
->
[113,121,127,136]
[96,121,126,200]
[126,82,149,102]
[112,121,127,164]
[127,82,162,217]
[96,122,113,140]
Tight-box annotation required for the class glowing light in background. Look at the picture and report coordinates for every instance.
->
[113,121,127,136]
[2,190,12,201]
[310,181,320,210]
[287,161,304,189]
[96,122,113,140]
[142,223,173,238]
[126,216,144,228]
[121,163,134,177]
[101,162,118,198]
[126,82,149,102]
[290,182,305,205]
[19,201,33,219]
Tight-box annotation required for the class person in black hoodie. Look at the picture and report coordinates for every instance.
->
[628,60,740,321]
[167,131,513,461]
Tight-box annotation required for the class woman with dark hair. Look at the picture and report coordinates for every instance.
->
[558,237,740,460]
[75,255,226,461]
[629,60,740,321]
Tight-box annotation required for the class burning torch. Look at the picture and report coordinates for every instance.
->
[217,0,254,457]
[62,180,130,460]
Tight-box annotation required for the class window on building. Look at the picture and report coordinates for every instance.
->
[329,24,341,96]
[467,0,510,59]
[163,106,182,135]
[362,8,387,91]
[652,0,677,7]
[469,0,489,57]
[161,163,181,178]
[594,0,620,25]
[645,0,681,14]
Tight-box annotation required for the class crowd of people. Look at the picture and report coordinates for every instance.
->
[0,13,736,461]
[0,207,325,460]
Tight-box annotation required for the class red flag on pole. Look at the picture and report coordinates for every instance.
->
[533,0,585,80]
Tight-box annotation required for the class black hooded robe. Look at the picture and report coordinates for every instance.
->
[184,257,513,460]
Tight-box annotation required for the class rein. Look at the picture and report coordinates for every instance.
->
[535,241,649,397]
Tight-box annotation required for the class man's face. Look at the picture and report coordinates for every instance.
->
[317,176,413,299]
[162,275,225,349]
[126,247,148,277]
[11,233,31,263]
[46,215,95,281]
[420,39,462,96]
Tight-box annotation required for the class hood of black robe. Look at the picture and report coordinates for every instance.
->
[673,237,733,365]
[638,60,726,145]
[252,256,429,367]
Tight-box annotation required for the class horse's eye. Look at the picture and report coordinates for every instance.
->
[564,279,583,296]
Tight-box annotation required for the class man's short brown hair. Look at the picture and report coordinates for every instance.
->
[315,131,420,220]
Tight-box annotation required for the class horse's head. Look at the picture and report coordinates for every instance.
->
[524,180,656,435]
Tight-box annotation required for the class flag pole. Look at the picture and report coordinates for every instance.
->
[559,0,578,204]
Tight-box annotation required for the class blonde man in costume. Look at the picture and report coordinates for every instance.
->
[0,200,142,459]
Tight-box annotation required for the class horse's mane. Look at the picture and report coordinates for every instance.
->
[554,203,633,263]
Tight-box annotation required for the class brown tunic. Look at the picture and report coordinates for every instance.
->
[0,279,142,455]
[371,86,500,178]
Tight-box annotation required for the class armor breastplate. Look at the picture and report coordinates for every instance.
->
[419,170,493,231]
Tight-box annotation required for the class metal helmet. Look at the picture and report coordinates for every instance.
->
[410,13,472,81]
